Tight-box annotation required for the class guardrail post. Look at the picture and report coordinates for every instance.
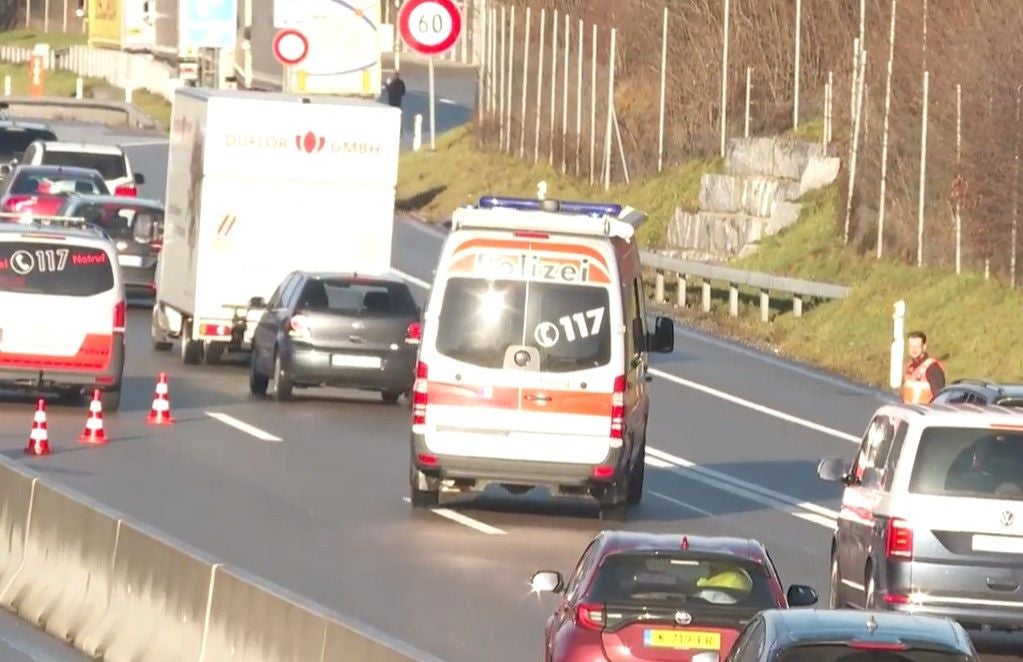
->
[654,270,665,303]
[759,289,770,322]
[413,114,423,151]
[125,87,133,104]
[75,77,83,99]
[701,280,711,313]
[729,283,739,317]
[3,76,10,96]
[676,273,687,308]
[793,295,803,317]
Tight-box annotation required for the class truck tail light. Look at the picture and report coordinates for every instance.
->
[611,374,625,439]
[885,518,913,560]
[412,361,428,426]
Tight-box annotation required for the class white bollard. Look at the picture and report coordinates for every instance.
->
[413,113,422,152]
[75,77,83,99]
[889,299,906,390]
[124,87,133,104]
[3,75,10,96]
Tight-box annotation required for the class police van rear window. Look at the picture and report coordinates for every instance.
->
[0,241,114,296]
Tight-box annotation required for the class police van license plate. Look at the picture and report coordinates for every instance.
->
[331,354,381,369]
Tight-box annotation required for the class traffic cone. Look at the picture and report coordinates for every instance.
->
[146,372,174,425]
[25,399,50,456]
[78,389,108,445]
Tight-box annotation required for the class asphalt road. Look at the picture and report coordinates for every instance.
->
[2,63,1022,661]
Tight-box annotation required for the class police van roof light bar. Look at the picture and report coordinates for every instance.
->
[478,195,623,217]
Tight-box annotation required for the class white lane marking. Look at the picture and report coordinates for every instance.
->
[401,497,507,534]
[439,97,458,105]
[648,368,861,444]
[645,456,672,468]
[673,326,896,402]
[647,447,838,529]
[391,267,432,290]
[649,491,715,517]
[205,412,282,442]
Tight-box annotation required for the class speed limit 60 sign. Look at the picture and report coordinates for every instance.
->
[398,0,463,56]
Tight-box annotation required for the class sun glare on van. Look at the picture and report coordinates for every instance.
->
[478,286,506,324]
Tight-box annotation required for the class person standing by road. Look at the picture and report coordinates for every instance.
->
[385,70,406,109]
[901,330,946,404]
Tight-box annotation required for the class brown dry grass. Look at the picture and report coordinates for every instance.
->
[477,0,1023,281]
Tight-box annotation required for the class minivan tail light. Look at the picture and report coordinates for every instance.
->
[114,184,138,197]
[575,603,604,631]
[610,374,626,439]
[113,300,126,332]
[406,321,422,345]
[412,361,428,426]
[885,518,913,559]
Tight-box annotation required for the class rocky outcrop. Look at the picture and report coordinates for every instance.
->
[665,137,841,260]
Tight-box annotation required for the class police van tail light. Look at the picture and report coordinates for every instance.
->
[885,518,914,560]
[412,361,428,426]
[287,314,312,341]
[610,374,626,439]
[113,300,126,333]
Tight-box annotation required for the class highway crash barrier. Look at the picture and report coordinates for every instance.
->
[0,454,441,661]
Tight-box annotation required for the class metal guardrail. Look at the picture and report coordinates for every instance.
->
[0,96,158,129]
[640,249,851,322]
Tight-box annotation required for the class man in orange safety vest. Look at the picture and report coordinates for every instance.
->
[901,330,946,404]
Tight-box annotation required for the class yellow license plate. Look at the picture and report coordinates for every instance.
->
[644,629,721,651]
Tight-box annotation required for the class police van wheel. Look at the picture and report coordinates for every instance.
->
[627,445,646,506]
[101,388,121,412]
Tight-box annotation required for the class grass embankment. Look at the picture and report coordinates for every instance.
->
[0,29,87,50]
[0,61,171,130]
[397,125,1023,389]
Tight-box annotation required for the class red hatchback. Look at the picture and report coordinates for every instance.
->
[531,532,819,662]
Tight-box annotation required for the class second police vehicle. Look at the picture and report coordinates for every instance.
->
[409,196,675,521]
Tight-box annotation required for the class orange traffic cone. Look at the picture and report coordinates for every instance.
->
[146,372,174,425]
[25,399,51,456]
[79,389,108,444]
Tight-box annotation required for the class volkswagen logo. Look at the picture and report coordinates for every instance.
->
[674,610,693,626]
[1002,511,1015,527]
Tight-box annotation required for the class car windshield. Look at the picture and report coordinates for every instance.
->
[10,171,108,195]
[0,129,55,161]
[68,203,163,242]
[296,278,419,316]
[40,151,126,179]
[0,241,113,296]
[777,644,971,661]
[435,277,612,372]
[909,427,1023,500]
[586,552,778,613]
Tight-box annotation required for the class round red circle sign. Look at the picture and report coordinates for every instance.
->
[272,28,309,66]
[398,0,463,56]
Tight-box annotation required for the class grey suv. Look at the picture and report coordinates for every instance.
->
[818,402,1023,634]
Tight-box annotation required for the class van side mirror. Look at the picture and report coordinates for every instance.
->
[134,172,146,184]
[817,457,851,483]
[645,316,674,353]
[249,296,266,308]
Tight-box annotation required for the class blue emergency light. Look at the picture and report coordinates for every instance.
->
[477,195,623,217]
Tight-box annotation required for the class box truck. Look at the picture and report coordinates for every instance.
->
[151,87,401,365]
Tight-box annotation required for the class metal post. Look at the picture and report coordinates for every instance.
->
[657,6,668,172]
[916,70,929,268]
[719,0,730,157]
[793,0,801,130]
[429,57,437,151]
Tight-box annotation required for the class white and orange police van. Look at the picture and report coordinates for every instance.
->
[0,213,126,410]
[409,196,675,521]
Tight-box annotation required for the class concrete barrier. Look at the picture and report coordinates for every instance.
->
[84,520,216,661]
[0,480,118,647]
[0,463,36,609]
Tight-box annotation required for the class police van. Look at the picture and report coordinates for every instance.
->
[409,196,675,521]
[0,213,126,410]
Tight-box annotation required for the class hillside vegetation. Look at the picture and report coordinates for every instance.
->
[397,127,1023,389]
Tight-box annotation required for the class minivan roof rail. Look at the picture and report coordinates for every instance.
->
[450,195,647,242]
